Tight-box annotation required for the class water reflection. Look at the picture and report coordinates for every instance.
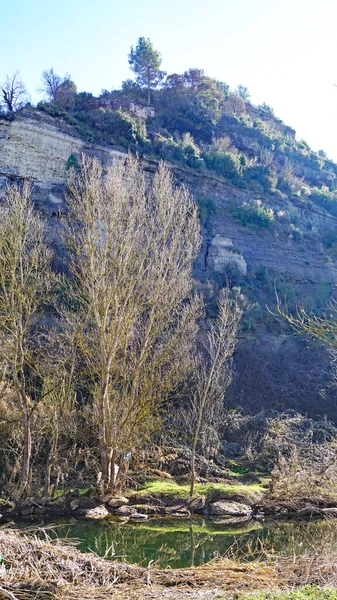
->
[26,516,337,569]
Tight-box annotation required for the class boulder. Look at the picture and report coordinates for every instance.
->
[84,505,109,519]
[115,505,137,517]
[127,492,153,505]
[187,496,206,513]
[107,496,129,509]
[210,500,252,517]
[163,506,191,517]
[70,498,80,511]
[130,504,162,515]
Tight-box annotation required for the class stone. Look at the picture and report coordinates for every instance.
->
[70,498,80,511]
[296,506,324,517]
[129,513,148,520]
[107,496,129,509]
[170,508,191,517]
[187,496,206,513]
[115,505,137,517]
[210,500,252,517]
[84,505,109,519]
[21,507,33,517]
[163,506,191,517]
[129,504,162,515]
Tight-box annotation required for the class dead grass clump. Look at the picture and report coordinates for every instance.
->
[0,528,142,599]
[0,528,278,599]
[2,526,337,599]
[276,520,337,589]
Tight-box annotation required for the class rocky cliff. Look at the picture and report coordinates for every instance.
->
[1,108,336,419]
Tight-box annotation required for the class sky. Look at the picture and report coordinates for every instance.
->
[2,0,337,159]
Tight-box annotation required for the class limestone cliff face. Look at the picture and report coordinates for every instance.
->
[0,110,126,209]
[1,110,336,418]
[2,109,337,289]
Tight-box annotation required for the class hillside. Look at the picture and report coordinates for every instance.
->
[1,75,337,423]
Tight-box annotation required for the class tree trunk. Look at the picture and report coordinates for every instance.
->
[98,372,110,487]
[147,66,151,106]
[98,422,109,486]
[44,412,59,496]
[21,408,31,491]
[189,431,197,498]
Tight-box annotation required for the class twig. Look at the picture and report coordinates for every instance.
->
[0,587,18,600]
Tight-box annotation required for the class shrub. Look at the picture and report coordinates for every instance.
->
[309,187,337,216]
[180,133,203,168]
[65,154,79,172]
[255,265,269,285]
[244,165,273,192]
[234,200,274,228]
[257,102,275,116]
[289,223,303,242]
[203,148,242,184]
[196,196,216,226]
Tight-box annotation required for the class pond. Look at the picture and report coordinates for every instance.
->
[19,516,337,569]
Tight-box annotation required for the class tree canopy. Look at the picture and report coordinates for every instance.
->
[128,37,166,105]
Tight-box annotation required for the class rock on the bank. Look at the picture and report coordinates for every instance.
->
[107,496,129,508]
[115,505,137,517]
[187,496,206,513]
[210,500,252,517]
[84,505,110,519]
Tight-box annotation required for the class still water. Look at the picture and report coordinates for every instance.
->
[26,516,337,569]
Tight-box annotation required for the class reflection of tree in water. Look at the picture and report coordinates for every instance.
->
[32,517,337,568]
[54,518,262,568]
[45,518,333,569]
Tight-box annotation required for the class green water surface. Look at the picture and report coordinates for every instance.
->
[27,516,337,569]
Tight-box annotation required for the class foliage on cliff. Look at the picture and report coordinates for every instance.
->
[32,50,337,213]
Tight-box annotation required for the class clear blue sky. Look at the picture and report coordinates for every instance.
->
[3,0,337,159]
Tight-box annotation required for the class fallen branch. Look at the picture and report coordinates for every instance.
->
[0,587,18,600]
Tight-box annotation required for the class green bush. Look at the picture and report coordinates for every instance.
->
[234,200,274,228]
[202,149,242,184]
[255,265,269,285]
[197,196,216,225]
[180,133,203,168]
[289,223,303,242]
[244,165,273,192]
[309,187,337,216]
[65,154,79,172]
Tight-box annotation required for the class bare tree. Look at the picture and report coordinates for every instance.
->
[1,71,28,113]
[40,68,62,103]
[189,289,242,497]
[65,154,202,491]
[40,68,76,107]
[0,183,53,492]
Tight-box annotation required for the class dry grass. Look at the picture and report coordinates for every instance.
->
[1,524,337,600]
